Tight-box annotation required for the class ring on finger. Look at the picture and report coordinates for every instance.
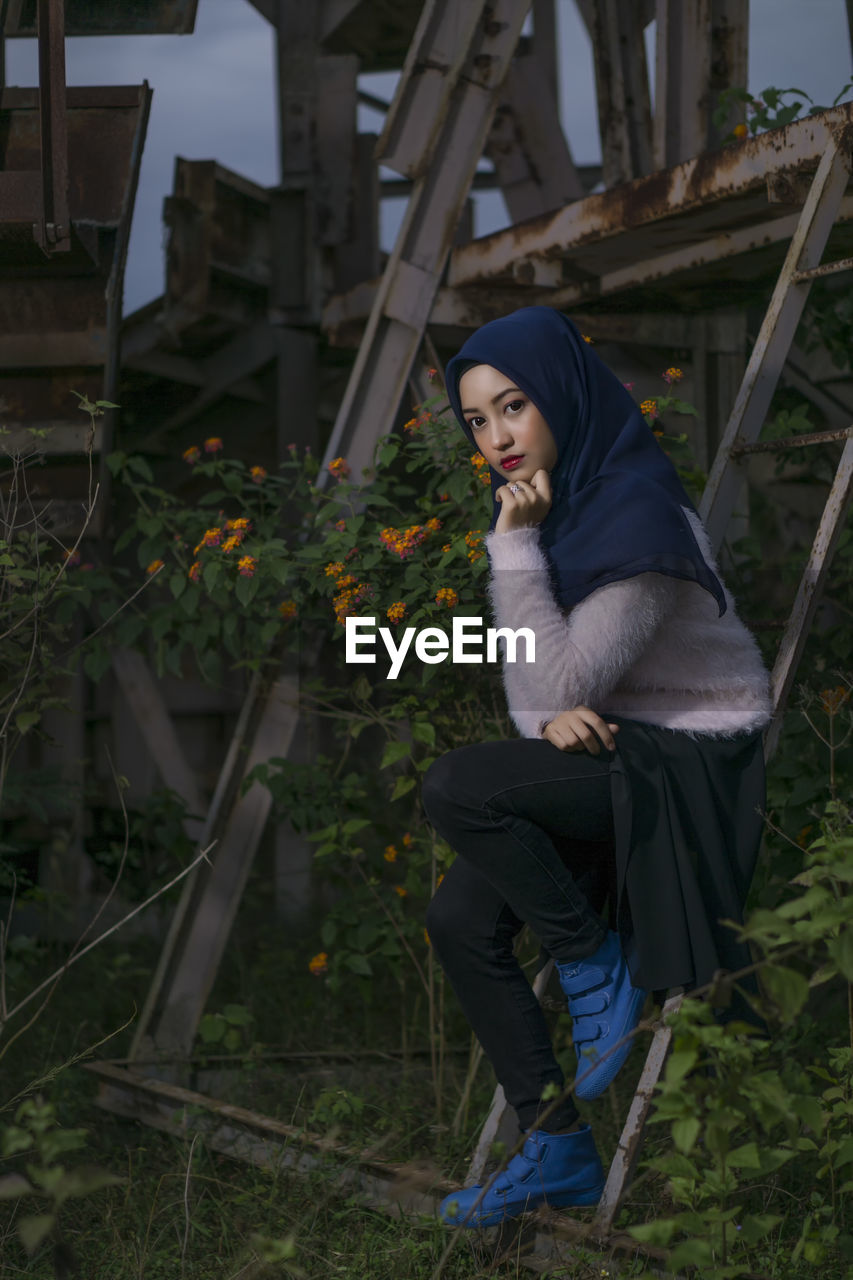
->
[508,483,520,494]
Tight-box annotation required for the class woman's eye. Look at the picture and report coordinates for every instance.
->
[467,416,485,430]
[505,399,525,415]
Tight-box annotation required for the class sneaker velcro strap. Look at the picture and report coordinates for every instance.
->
[568,992,609,1018]
[573,1020,605,1044]
[559,964,607,996]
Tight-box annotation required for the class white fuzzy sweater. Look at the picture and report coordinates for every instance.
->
[485,508,773,740]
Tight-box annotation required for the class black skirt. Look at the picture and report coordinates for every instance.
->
[605,714,767,993]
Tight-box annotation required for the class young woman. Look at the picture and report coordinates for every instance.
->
[420,307,771,1227]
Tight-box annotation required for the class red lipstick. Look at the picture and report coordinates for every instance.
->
[501,455,523,470]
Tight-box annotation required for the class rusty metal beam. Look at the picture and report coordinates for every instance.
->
[2,0,198,35]
[448,102,853,288]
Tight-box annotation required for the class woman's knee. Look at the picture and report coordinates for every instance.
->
[421,744,489,829]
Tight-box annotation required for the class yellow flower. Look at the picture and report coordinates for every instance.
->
[470,453,487,470]
[222,535,242,553]
[663,367,683,385]
[182,445,200,464]
[402,832,412,847]
[194,527,222,553]
[237,555,257,577]
[203,436,223,453]
[386,602,407,624]
[146,559,165,575]
[640,399,659,420]
[441,543,451,553]
[820,686,850,716]
[384,845,398,863]
[581,334,593,344]
[278,600,297,619]
[435,587,458,607]
[188,561,201,582]
[325,562,345,578]
[308,952,328,975]
[394,885,407,898]
[733,122,748,139]
[250,465,267,483]
[328,456,350,480]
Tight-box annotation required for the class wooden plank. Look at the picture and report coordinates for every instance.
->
[376,0,484,179]
[322,0,530,483]
[111,649,207,842]
[593,0,653,186]
[700,137,853,551]
[131,675,300,1060]
[487,54,585,222]
[764,434,853,760]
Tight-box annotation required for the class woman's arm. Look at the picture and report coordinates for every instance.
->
[486,526,678,738]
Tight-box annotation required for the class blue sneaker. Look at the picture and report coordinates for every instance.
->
[557,930,647,1101]
[438,1125,605,1228]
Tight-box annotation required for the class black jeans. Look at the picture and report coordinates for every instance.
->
[421,738,617,1133]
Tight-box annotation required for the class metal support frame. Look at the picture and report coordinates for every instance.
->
[591,0,653,186]
[36,0,70,253]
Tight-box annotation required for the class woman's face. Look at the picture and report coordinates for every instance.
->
[459,363,558,483]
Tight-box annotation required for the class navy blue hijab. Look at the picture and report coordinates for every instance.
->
[445,307,726,616]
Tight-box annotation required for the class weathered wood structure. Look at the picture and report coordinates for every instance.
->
[4,0,853,1255]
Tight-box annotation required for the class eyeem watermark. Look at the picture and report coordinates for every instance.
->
[345,615,535,680]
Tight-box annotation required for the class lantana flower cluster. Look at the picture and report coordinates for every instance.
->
[470,453,492,487]
[189,516,256,580]
[379,516,441,560]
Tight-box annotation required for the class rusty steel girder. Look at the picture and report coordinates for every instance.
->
[1,0,197,35]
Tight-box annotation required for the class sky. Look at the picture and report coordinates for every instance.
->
[5,0,852,316]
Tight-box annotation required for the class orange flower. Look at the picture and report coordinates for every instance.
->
[662,367,683,385]
[308,952,328,975]
[384,845,398,863]
[797,824,814,849]
[204,436,223,453]
[182,445,200,464]
[424,928,431,946]
[733,122,748,139]
[328,456,350,481]
[238,555,257,577]
[435,587,458,607]
[146,559,165,575]
[194,527,222,553]
[394,885,407,898]
[425,517,442,532]
[640,399,659,420]
[325,561,345,578]
[188,561,201,583]
[427,367,439,381]
[441,544,451,554]
[334,519,346,532]
[64,548,81,566]
[402,832,412,847]
[278,600,297,619]
[581,334,593,344]
[222,535,242,554]
[467,548,484,562]
[250,465,267,483]
[470,453,488,471]
[386,602,406,624]
[225,517,251,531]
[820,686,850,716]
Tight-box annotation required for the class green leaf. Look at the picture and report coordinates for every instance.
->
[391,776,416,802]
[381,741,411,769]
[53,1166,125,1206]
[126,455,153,482]
[346,954,373,976]
[321,919,337,948]
[169,571,186,599]
[223,1003,254,1026]
[829,931,853,982]
[18,1212,55,1256]
[762,965,810,1019]
[410,720,436,747]
[737,1213,782,1246]
[628,1218,678,1246]
[235,573,260,607]
[203,560,221,592]
[223,471,243,494]
[0,1172,34,1199]
[14,710,40,735]
[672,1116,701,1154]
[664,1050,697,1085]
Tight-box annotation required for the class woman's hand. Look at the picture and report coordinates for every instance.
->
[494,469,552,533]
[541,706,620,755]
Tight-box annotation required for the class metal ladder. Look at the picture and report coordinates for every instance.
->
[468,123,853,1236]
